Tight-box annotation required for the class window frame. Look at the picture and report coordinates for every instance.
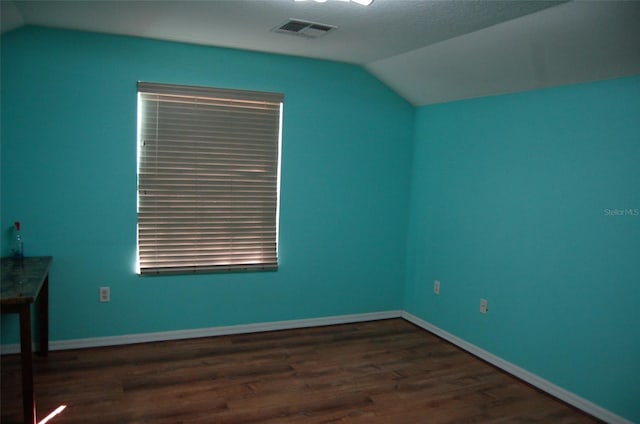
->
[136,82,284,276]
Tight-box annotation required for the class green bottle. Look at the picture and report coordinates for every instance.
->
[14,221,24,260]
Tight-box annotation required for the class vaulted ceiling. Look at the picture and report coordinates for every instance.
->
[2,0,639,106]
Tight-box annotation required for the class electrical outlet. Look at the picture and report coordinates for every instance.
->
[480,298,488,314]
[99,287,110,303]
[433,280,440,295]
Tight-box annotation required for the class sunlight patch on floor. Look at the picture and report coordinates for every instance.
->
[38,405,66,424]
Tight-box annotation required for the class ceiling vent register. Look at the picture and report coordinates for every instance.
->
[273,19,336,38]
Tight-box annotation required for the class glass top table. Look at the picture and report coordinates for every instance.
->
[2,256,52,304]
[1,256,52,424]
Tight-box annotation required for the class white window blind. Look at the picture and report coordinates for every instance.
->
[136,82,283,275]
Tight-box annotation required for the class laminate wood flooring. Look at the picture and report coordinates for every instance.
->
[1,319,600,423]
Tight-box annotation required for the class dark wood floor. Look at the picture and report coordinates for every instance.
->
[1,319,600,423]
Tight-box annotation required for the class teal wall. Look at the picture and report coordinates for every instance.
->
[2,25,639,423]
[404,76,640,422]
[1,27,413,341]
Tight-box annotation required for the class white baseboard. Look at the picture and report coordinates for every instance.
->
[0,310,402,354]
[1,309,631,423]
[401,311,632,424]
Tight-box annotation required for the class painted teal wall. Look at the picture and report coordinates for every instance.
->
[1,27,413,342]
[404,76,640,422]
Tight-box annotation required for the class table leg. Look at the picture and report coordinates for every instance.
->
[19,304,36,424]
[38,274,49,356]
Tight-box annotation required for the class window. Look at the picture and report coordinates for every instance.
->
[136,82,283,275]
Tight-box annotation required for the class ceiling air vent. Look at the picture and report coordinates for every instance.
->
[273,19,336,38]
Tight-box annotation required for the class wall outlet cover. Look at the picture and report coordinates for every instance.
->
[480,298,488,314]
[99,287,110,303]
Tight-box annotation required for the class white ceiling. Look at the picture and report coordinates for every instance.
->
[2,0,640,106]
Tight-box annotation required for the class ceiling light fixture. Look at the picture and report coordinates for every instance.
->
[295,0,374,6]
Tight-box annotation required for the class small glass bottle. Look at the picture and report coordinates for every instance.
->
[14,221,24,260]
